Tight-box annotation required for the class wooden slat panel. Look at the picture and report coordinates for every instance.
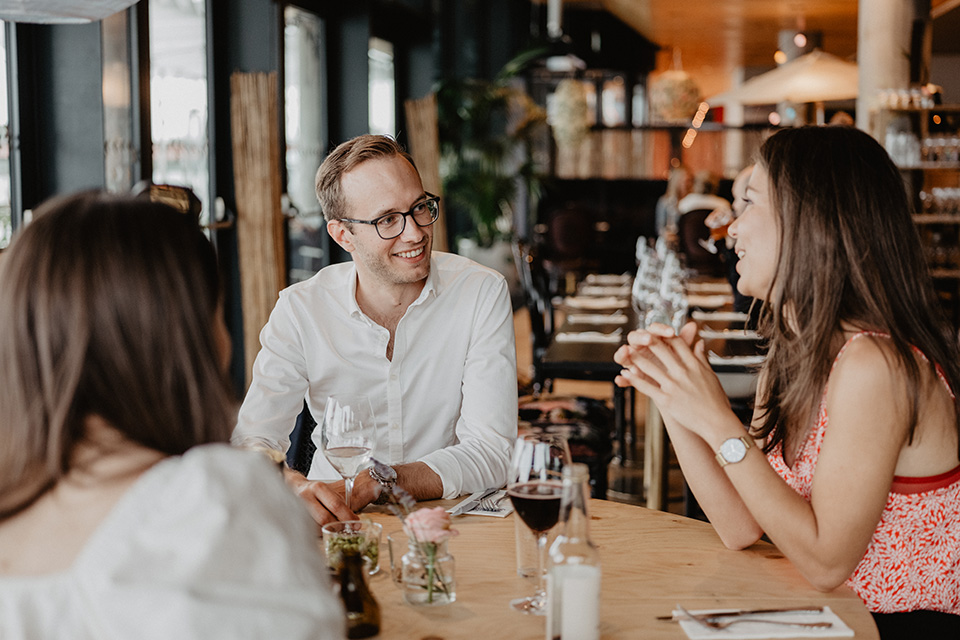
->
[230,71,285,389]
[404,93,450,253]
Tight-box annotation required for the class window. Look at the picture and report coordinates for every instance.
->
[149,0,210,224]
[368,37,395,136]
[284,6,327,283]
[0,25,10,249]
[102,9,137,193]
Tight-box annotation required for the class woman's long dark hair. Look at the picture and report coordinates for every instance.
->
[752,126,960,457]
[0,191,237,520]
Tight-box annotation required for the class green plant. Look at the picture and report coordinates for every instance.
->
[436,48,548,248]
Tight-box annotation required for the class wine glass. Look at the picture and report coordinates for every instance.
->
[507,432,572,615]
[321,394,376,511]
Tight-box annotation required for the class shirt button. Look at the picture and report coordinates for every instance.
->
[390,374,398,381]
[391,423,400,431]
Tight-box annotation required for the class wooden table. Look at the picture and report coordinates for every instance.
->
[361,499,878,639]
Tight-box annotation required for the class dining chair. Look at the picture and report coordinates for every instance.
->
[286,401,317,476]
[677,208,726,277]
[512,240,556,395]
[539,206,598,296]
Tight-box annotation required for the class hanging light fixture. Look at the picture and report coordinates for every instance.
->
[648,48,701,125]
[0,0,138,23]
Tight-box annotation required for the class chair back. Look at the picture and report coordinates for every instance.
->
[513,240,555,393]
[677,208,725,277]
[286,401,317,475]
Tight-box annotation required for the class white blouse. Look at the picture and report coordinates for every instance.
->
[0,445,345,640]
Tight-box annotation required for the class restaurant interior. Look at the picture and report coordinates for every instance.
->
[4,0,960,504]
[1,1,959,637]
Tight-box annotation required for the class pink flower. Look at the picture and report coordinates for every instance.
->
[403,507,459,544]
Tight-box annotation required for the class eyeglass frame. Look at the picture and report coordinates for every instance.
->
[338,193,441,240]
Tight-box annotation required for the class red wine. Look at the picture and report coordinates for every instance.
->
[508,481,562,533]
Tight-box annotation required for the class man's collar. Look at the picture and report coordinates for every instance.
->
[346,254,439,318]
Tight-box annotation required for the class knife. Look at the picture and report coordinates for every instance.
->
[448,487,500,516]
[656,606,824,621]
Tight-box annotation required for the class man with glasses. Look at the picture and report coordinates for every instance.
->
[233,134,518,526]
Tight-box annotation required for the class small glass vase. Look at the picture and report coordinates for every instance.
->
[401,538,456,606]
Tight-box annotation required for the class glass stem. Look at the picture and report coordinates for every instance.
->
[344,475,355,511]
[535,531,547,601]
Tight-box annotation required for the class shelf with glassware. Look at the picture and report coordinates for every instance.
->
[870,105,960,166]
[873,106,960,325]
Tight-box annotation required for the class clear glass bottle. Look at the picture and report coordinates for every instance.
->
[546,463,601,640]
[401,537,456,605]
[338,550,381,638]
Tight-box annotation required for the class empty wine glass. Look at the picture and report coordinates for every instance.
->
[507,432,572,615]
[321,394,376,511]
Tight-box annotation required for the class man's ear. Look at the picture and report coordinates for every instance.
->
[327,219,355,253]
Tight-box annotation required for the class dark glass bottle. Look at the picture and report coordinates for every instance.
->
[338,550,381,638]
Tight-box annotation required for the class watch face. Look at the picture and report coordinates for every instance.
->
[720,438,747,463]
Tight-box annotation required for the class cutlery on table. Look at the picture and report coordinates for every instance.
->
[673,604,834,630]
[656,606,824,621]
[475,492,507,512]
[448,487,500,516]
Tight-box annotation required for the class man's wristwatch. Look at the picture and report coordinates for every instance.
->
[369,464,397,505]
[715,436,752,467]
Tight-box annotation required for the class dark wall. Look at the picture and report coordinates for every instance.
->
[15,23,106,208]
[209,0,282,396]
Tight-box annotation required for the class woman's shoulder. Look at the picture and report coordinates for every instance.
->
[79,444,317,570]
[828,332,909,397]
[69,444,343,638]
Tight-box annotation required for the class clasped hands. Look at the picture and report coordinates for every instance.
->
[614,321,733,440]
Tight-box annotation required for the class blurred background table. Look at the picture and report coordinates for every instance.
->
[361,499,878,639]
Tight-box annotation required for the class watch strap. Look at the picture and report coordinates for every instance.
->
[369,466,395,505]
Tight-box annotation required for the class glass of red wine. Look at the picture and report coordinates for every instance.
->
[507,432,571,614]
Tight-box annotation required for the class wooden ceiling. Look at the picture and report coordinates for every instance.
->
[556,0,956,98]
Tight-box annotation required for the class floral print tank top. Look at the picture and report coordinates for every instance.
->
[766,332,960,614]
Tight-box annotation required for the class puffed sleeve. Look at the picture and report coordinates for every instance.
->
[77,445,345,640]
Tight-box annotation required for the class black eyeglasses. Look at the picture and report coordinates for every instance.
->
[340,193,441,240]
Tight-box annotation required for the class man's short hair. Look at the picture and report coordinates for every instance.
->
[315,134,416,222]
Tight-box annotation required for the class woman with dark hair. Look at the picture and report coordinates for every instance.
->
[616,126,960,637]
[0,192,344,638]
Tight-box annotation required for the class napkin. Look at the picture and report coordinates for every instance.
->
[446,490,513,518]
[585,273,631,285]
[577,285,632,297]
[567,313,630,325]
[685,282,734,294]
[675,606,853,639]
[555,330,623,343]
[562,296,630,310]
[686,294,734,309]
[699,329,761,341]
[692,310,750,323]
[708,353,766,366]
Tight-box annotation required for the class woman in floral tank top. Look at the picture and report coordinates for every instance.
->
[615,126,960,638]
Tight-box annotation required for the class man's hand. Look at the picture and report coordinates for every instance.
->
[282,467,357,531]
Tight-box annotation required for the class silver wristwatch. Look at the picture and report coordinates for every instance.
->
[369,463,397,505]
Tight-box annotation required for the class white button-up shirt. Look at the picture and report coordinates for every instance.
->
[232,252,518,498]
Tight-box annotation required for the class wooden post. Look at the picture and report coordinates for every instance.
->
[230,71,285,389]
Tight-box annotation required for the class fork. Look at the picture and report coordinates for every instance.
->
[475,493,506,512]
[675,604,834,631]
